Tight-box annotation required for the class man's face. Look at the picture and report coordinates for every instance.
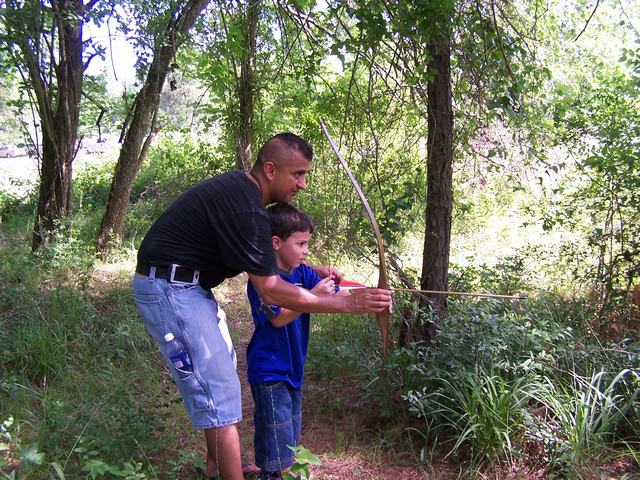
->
[273,230,311,271]
[267,150,311,203]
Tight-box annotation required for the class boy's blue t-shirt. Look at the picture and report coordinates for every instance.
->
[246,264,321,388]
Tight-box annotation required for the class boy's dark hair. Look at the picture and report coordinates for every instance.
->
[268,203,314,240]
[257,133,313,166]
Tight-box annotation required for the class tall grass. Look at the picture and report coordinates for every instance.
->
[406,369,530,466]
[529,369,640,472]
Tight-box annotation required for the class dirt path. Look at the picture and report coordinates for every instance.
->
[216,276,433,480]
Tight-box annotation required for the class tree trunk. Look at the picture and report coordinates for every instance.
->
[96,0,211,254]
[33,130,75,250]
[31,0,84,251]
[419,28,453,339]
[234,0,261,170]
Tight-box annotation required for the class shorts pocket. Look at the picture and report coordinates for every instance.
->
[133,293,167,345]
[175,369,210,410]
[263,382,293,426]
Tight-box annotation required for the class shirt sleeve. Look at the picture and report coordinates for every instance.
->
[217,210,278,276]
[301,264,322,290]
[247,280,279,327]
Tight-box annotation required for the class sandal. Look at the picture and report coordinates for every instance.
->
[242,456,261,478]
[195,466,220,480]
[194,460,262,479]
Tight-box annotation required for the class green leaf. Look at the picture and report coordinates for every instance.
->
[290,463,309,475]
[49,461,66,480]
[81,458,110,477]
[19,443,45,466]
[292,446,321,465]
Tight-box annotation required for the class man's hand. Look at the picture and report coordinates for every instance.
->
[308,264,344,284]
[346,288,392,314]
[311,276,337,296]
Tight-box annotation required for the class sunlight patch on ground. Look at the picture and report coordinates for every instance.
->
[0,155,38,195]
[91,258,137,289]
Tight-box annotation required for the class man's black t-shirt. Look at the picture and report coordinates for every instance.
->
[137,171,278,289]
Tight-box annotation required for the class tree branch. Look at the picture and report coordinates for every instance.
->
[574,0,600,42]
[490,0,516,83]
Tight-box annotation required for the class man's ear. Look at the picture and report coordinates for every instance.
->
[263,161,276,181]
[271,235,281,251]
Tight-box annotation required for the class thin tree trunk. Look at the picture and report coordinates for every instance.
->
[235,0,260,170]
[96,0,211,254]
[419,28,453,339]
[389,252,420,347]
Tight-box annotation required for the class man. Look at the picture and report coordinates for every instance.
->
[132,133,392,480]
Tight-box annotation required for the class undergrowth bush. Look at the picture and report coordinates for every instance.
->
[308,293,640,477]
[450,254,531,296]
[0,231,169,479]
[74,159,118,214]
[0,178,36,225]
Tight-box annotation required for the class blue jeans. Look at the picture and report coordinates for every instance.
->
[132,274,241,429]
[251,382,302,472]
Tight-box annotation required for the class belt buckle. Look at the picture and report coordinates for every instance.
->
[168,264,200,285]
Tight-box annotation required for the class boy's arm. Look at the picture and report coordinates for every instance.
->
[304,263,344,284]
[269,276,337,328]
[269,308,299,328]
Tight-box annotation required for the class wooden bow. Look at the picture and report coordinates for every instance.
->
[319,118,391,364]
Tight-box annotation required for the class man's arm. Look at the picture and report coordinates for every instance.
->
[248,273,391,315]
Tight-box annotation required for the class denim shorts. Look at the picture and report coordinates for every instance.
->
[251,382,302,472]
[132,275,241,429]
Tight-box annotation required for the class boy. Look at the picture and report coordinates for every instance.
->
[246,203,346,479]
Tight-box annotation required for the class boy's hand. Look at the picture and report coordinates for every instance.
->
[311,276,337,296]
[310,265,344,284]
[346,288,393,314]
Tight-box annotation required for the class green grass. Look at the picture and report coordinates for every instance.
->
[0,231,171,479]
[528,368,640,475]
[408,368,529,466]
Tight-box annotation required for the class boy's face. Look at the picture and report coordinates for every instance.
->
[272,230,311,271]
